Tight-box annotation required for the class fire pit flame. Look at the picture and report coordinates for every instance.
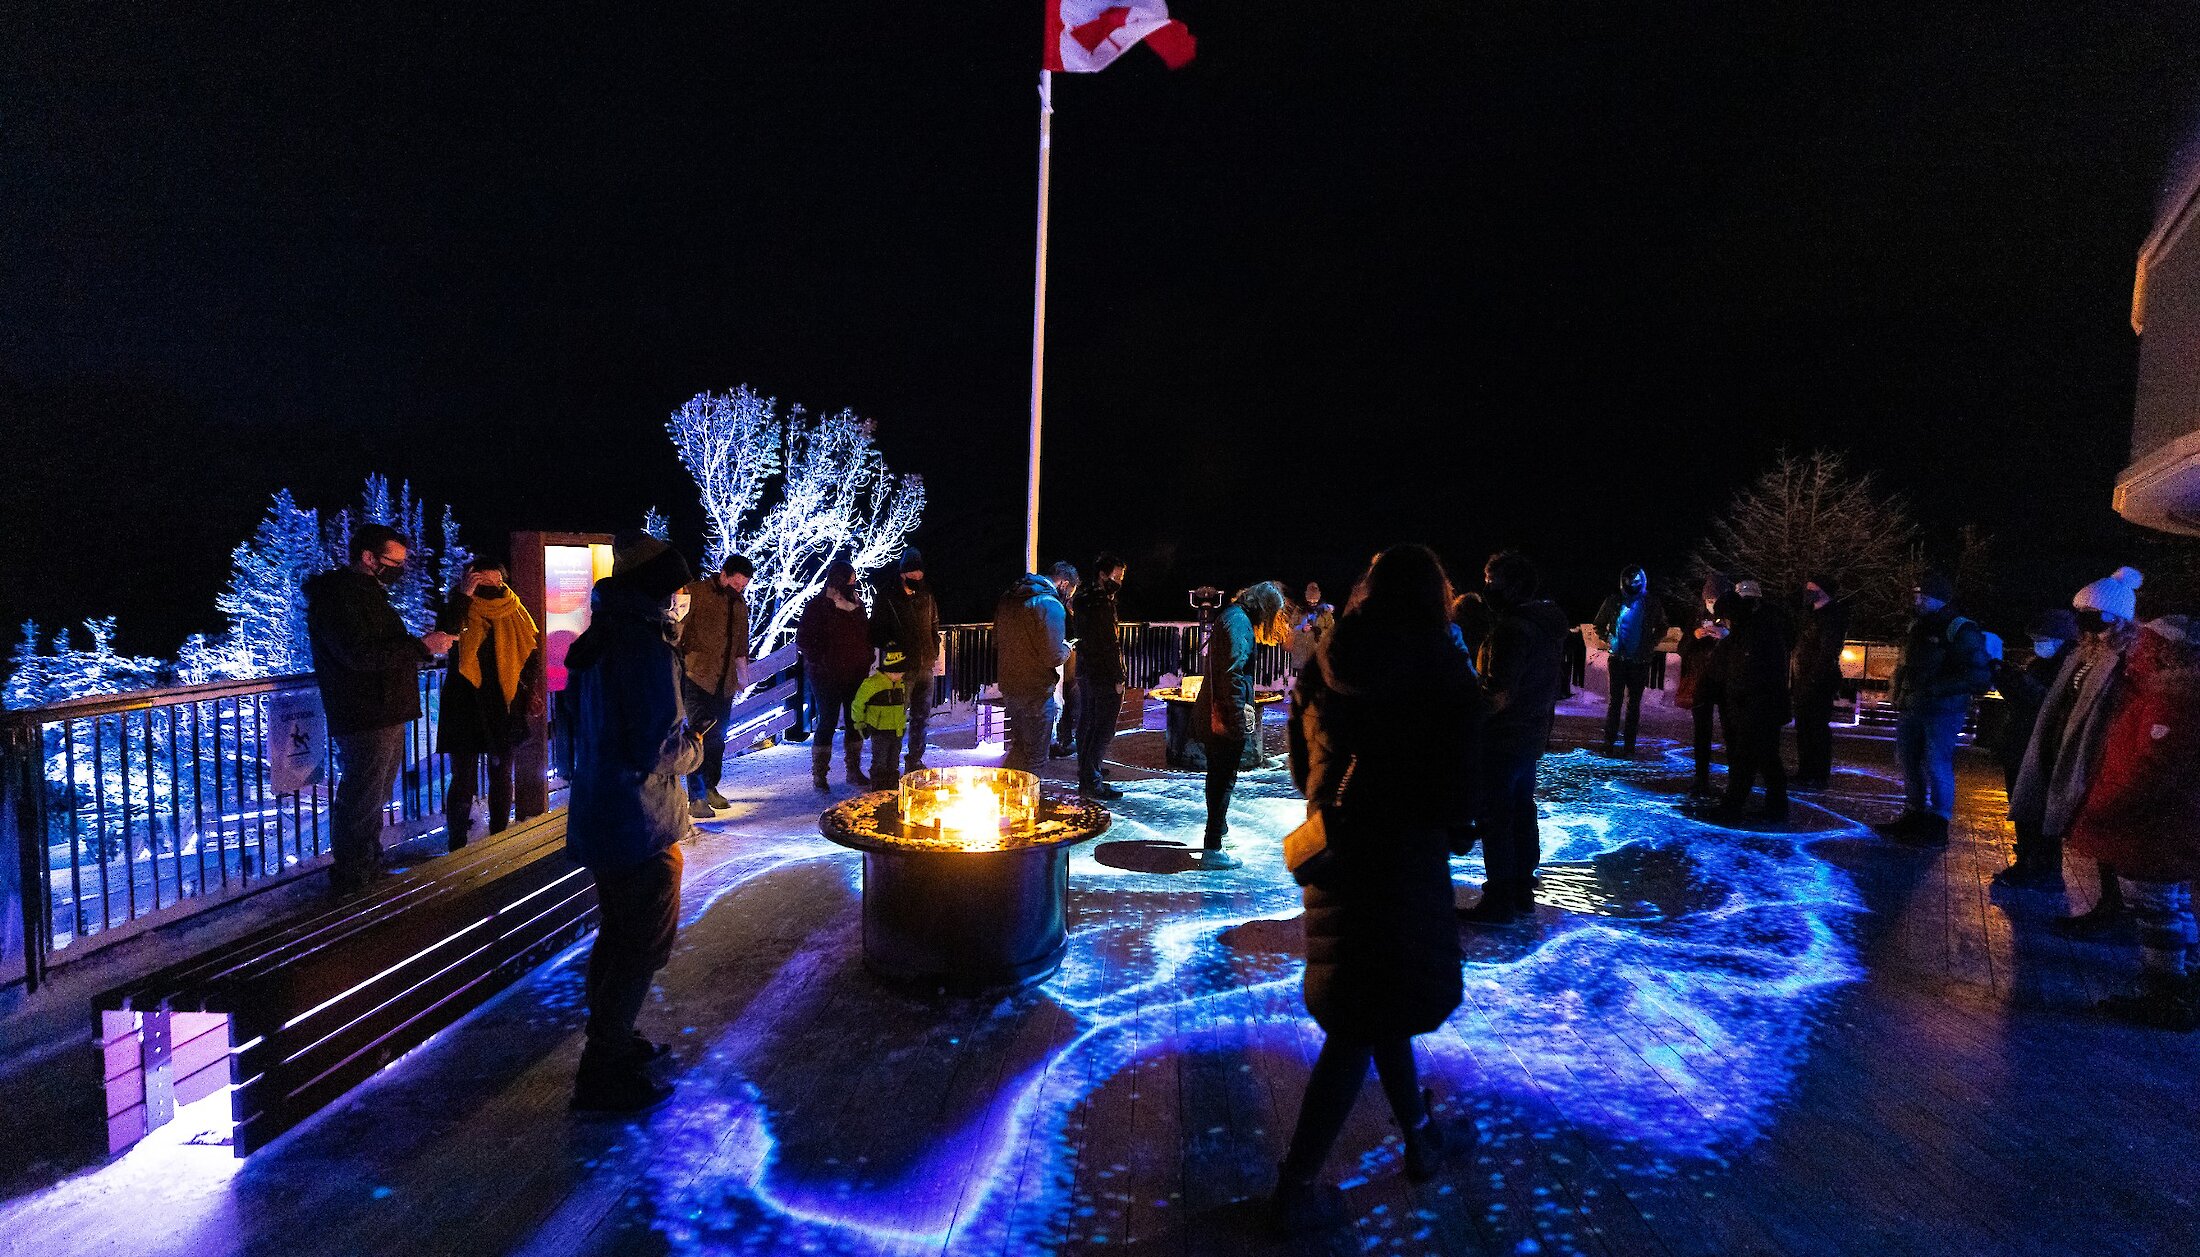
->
[899,766,1039,850]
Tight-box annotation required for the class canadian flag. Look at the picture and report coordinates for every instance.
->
[1044,2,1197,73]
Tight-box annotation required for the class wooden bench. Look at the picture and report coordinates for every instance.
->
[94,810,595,1156]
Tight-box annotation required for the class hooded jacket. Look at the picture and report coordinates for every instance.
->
[304,567,429,737]
[1478,595,1569,757]
[565,578,703,870]
[1192,602,1258,742]
[994,574,1070,695]
[2068,617,2200,881]
[2010,629,2130,839]
[1290,612,1480,1038]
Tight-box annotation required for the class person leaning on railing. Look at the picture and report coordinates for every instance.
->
[304,522,457,897]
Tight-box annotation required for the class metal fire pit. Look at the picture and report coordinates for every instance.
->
[819,780,1110,992]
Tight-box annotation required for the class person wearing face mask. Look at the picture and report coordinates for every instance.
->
[1789,575,1852,790]
[2009,567,2145,934]
[1674,574,1735,800]
[869,547,940,777]
[1071,553,1129,800]
[305,523,459,895]
[1591,566,1670,758]
[1876,571,1995,845]
[1987,610,2078,888]
[797,560,875,792]
[436,557,544,848]
[677,554,754,819]
[563,531,704,1113]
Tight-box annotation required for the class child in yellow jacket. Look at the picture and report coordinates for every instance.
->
[850,648,909,790]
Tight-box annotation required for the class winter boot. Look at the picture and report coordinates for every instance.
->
[1458,890,1519,928]
[1872,811,1927,841]
[704,789,732,811]
[1890,814,1950,847]
[2051,900,2132,940]
[688,798,714,820]
[1402,1088,1453,1182]
[1266,1169,1347,1237]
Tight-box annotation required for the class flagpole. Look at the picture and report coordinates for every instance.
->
[1024,69,1053,575]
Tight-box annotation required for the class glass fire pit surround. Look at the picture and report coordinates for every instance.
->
[897,766,1040,849]
[819,768,1110,990]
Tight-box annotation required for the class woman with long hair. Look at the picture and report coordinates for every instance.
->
[1271,545,1483,1226]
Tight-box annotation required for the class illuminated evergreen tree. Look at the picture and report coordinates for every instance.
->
[1688,449,1921,635]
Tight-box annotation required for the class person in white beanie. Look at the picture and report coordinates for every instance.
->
[2011,566,2145,937]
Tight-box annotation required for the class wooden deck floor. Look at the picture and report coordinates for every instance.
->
[4,710,2197,1257]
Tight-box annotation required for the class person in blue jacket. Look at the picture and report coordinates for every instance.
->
[564,532,703,1114]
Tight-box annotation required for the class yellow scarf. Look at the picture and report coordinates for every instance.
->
[454,591,540,704]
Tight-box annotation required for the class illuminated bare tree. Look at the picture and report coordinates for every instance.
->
[667,388,925,654]
[1688,449,1921,635]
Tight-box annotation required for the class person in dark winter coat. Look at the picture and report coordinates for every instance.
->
[1192,581,1287,870]
[1271,545,1481,1226]
[1789,575,1852,790]
[564,532,702,1113]
[1072,553,1129,800]
[305,522,458,895]
[1675,575,1735,798]
[437,557,544,848]
[2012,567,2146,935]
[1874,571,1993,846]
[1988,609,2078,889]
[1592,566,1671,756]
[796,560,873,791]
[676,554,752,818]
[1703,583,1792,823]
[995,570,1072,774]
[1460,550,1569,926]
[2066,615,2200,1029]
[868,547,940,776]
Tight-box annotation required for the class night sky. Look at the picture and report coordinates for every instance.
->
[7,2,2200,658]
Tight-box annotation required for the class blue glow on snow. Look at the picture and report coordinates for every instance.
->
[635,745,1868,1254]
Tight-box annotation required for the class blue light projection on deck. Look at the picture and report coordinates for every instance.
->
[640,745,1869,1254]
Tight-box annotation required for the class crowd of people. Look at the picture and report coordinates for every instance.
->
[297,524,2200,1153]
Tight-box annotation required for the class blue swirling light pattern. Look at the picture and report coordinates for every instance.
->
[636,747,1867,1254]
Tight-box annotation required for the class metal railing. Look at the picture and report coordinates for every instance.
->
[936,621,1295,701]
[2,670,450,992]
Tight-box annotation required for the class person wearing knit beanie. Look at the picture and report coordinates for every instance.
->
[609,531,693,603]
[2073,566,2144,626]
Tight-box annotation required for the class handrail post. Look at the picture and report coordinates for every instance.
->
[3,718,50,993]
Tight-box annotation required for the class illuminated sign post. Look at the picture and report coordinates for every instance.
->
[508,531,614,819]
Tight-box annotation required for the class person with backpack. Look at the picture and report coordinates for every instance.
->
[1874,572,1994,846]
